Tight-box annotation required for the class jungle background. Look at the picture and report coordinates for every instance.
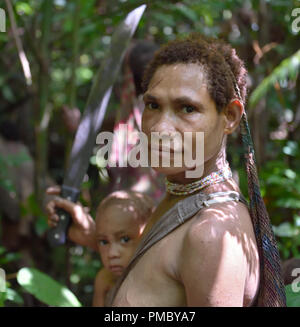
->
[0,0,300,307]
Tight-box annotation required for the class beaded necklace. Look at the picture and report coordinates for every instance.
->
[165,164,232,196]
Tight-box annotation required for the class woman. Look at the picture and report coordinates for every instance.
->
[46,33,286,307]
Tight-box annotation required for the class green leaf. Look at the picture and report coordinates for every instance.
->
[76,67,93,83]
[34,215,49,236]
[0,292,5,307]
[286,284,300,307]
[16,2,34,15]
[249,49,300,108]
[0,250,21,265]
[0,247,6,256]
[152,12,176,27]
[266,175,285,185]
[17,268,82,307]
[294,215,300,227]
[284,169,297,179]
[175,4,198,22]
[273,222,299,237]
[4,288,24,305]
[275,198,300,209]
[283,141,299,157]
[3,252,21,263]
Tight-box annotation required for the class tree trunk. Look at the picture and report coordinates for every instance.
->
[64,0,81,172]
[34,0,53,207]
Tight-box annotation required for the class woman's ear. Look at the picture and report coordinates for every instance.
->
[223,99,244,135]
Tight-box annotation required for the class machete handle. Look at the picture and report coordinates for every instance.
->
[47,208,72,246]
[47,185,80,247]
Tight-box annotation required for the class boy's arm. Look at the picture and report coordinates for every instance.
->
[179,209,247,306]
[93,269,112,307]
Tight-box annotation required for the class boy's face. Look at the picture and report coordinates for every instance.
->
[95,205,144,277]
[142,63,227,178]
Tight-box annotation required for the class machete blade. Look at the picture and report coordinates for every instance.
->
[47,4,146,246]
[65,4,146,189]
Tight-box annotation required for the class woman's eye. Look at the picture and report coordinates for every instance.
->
[120,236,130,244]
[182,105,195,113]
[99,240,108,246]
[146,102,159,110]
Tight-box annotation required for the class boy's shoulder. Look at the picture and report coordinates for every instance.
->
[95,268,115,289]
[93,268,115,306]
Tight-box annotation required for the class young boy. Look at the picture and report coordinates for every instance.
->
[46,188,154,306]
[92,190,154,306]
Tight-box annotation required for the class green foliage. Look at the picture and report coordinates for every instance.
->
[249,49,300,108]
[286,284,300,307]
[1,0,300,306]
[17,267,82,307]
[20,194,49,236]
[273,220,300,259]
[257,147,300,260]
[15,2,34,16]
[0,150,31,193]
[0,246,24,306]
[0,251,21,266]
[0,287,24,306]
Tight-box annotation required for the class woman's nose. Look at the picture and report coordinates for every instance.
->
[150,111,177,134]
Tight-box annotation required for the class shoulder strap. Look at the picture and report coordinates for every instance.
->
[105,191,244,306]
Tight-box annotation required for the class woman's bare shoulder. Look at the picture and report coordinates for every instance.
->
[181,199,257,262]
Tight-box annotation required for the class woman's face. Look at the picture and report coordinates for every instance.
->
[141,63,227,179]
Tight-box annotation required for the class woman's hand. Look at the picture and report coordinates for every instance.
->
[45,186,98,251]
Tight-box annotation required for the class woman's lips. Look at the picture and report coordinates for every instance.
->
[148,146,182,154]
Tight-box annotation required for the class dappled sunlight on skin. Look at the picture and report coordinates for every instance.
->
[186,180,260,305]
[200,203,256,270]
[112,179,260,307]
[198,202,259,275]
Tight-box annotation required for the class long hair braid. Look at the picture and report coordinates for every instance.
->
[232,78,286,306]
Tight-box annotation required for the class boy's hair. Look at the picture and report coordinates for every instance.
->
[97,190,154,224]
[142,33,247,112]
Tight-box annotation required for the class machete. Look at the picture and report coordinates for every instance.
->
[47,4,146,246]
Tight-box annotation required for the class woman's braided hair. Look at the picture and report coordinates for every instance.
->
[142,33,286,307]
